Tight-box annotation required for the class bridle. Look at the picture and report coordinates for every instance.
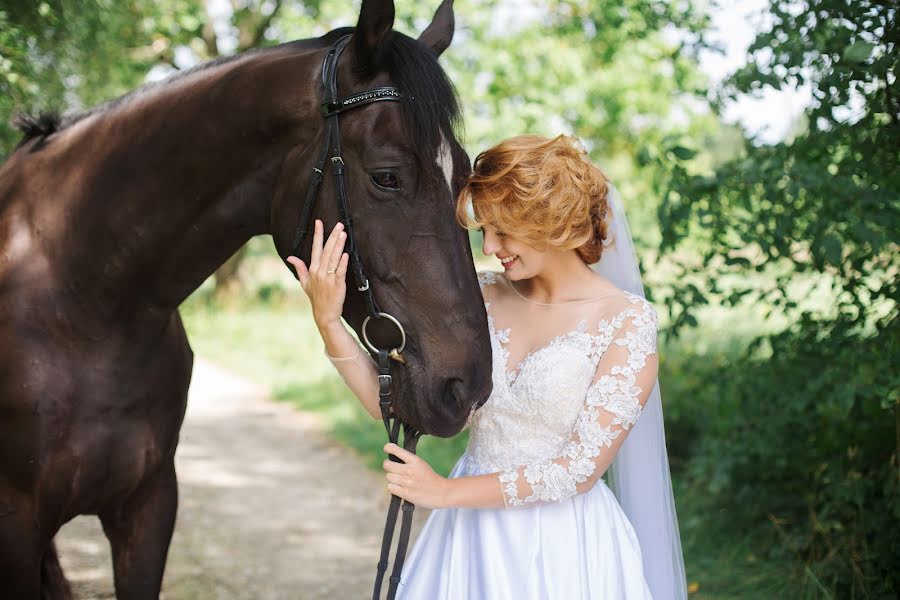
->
[289,34,422,600]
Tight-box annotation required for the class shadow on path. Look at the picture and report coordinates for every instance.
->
[56,357,427,599]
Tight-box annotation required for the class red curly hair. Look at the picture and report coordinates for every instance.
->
[455,134,611,264]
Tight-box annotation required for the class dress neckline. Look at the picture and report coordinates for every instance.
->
[485,308,597,387]
[507,275,620,306]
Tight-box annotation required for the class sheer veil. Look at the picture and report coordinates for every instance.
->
[592,181,688,599]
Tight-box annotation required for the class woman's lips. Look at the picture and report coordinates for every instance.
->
[499,255,518,269]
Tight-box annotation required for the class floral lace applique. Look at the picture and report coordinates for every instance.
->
[477,270,499,288]
[487,294,659,508]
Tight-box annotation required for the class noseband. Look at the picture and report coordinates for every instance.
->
[289,34,422,600]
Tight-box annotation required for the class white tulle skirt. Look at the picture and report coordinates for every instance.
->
[396,452,653,600]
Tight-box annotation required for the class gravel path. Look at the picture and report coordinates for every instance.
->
[56,357,428,599]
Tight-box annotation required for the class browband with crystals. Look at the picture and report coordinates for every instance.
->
[321,87,403,117]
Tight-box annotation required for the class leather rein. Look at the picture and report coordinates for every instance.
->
[288,34,422,600]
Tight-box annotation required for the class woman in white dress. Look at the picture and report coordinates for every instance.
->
[289,134,687,599]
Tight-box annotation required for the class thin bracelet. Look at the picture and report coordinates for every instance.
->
[325,348,361,362]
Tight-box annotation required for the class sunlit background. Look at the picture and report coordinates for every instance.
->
[1,1,896,598]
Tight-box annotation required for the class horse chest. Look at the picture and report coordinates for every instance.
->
[1,312,191,512]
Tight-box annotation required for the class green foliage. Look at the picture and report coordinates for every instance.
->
[649,0,900,595]
[678,312,899,598]
[0,0,291,159]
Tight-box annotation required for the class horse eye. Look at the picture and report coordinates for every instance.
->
[371,172,401,191]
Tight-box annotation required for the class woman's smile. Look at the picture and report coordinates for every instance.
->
[499,254,518,269]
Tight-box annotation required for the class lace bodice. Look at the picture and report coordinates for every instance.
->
[466,270,660,508]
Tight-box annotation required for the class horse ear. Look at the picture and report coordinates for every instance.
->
[418,0,455,57]
[354,0,395,71]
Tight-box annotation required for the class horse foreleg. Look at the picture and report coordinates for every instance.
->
[39,541,73,600]
[0,500,41,599]
[100,461,177,600]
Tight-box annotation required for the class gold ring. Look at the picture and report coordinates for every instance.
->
[327,268,337,274]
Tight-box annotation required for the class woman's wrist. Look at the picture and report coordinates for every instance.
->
[439,477,457,509]
[316,317,350,347]
[314,315,342,333]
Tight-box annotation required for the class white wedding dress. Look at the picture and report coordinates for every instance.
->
[396,269,659,599]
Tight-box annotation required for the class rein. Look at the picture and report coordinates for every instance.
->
[289,34,422,600]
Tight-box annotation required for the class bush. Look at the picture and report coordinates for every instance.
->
[682,312,899,598]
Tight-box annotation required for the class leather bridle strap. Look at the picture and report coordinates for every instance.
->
[374,349,421,600]
[288,35,401,320]
[287,34,422,600]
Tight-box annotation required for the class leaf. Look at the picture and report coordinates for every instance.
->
[671,145,697,161]
[821,233,843,266]
[843,41,874,64]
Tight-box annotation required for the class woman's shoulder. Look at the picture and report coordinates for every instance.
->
[603,290,658,332]
[476,269,505,305]
[573,273,656,327]
[477,269,503,288]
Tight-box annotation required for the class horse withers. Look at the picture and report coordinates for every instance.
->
[0,1,491,597]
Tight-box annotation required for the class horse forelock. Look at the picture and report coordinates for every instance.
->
[384,31,462,167]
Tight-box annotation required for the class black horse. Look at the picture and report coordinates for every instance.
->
[0,0,492,597]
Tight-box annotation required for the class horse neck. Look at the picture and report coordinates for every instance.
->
[48,46,322,320]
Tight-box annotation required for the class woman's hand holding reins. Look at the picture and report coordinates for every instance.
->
[383,443,451,509]
[287,219,349,328]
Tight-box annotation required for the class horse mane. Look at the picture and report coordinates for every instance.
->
[12,51,253,150]
[13,27,462,163]
[12,112,62,150]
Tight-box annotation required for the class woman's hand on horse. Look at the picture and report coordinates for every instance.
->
[287,219,349,328]
[383,443,451,509]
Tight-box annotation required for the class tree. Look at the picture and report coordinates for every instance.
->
[650,1,899,595]
[0,0,296,297]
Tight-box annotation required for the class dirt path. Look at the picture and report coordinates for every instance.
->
[56,357,428,599]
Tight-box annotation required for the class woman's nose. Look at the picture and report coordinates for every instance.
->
[482,232,498,256]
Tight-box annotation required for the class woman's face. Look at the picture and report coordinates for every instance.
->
[480,223,552,281]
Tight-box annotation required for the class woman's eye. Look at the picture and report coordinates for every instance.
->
[371,172,401,191]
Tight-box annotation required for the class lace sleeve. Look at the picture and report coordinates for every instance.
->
[477,270,499,293]
[498,298,659,507]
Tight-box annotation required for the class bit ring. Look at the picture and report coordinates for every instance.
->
[362,312,406,358]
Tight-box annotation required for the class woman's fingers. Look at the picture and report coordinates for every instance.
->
[336,252,349,279]
[386,472,408,485]
[384,443,419,465]
[320,223,343,273]
[383,458,410,474]
[286,256,310,289]
[309,219,324,271]
[327,231,347,272]
[387,483,406,498]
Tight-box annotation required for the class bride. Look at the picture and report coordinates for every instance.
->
[288,134,687,599]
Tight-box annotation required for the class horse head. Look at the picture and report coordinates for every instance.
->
[270,0,492,437]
